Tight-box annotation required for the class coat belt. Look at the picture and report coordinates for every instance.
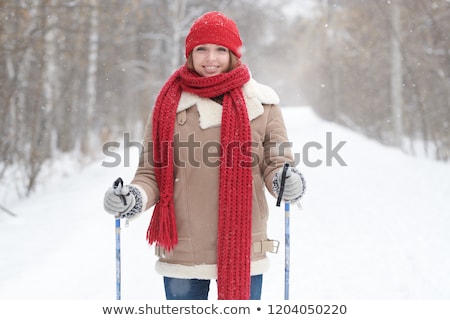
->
[155,239,279,258]
[252,239,279,254]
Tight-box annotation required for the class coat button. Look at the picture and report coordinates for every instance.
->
[177,110,187,125]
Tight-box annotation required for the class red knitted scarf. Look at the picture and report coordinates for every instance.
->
[146,64,253,300]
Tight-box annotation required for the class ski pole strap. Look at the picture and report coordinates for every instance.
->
[276,162,290,207]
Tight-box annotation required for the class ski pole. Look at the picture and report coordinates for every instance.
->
[276,162,290,300]
[284,201,290,300]
[113,177,125,300]
[115,217,121,300]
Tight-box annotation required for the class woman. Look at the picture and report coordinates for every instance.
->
[104,11,305,300]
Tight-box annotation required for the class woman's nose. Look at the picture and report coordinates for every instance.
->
[206,50,217,61]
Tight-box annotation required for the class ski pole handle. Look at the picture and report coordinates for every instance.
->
[276,162,290,207]
[113,177,128,206]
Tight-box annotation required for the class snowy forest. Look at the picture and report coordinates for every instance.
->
[1,0,449,198]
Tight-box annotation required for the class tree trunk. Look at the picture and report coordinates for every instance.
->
[390,0,404,148]
[82,0,100,155]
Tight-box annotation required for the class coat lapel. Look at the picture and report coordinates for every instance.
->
[177,79,279,129]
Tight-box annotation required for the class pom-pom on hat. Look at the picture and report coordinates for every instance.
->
[185,11,243,59]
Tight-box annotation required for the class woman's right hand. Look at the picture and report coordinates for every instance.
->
[103,178,136,217]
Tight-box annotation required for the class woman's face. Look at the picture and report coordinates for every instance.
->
[192,44,231,77]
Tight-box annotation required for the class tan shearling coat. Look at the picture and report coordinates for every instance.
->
[131,78,294,279]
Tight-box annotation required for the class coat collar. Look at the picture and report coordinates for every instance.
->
[176,79,280,129]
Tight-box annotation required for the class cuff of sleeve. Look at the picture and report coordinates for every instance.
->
[119,185,144,219]
[130,184,148,210]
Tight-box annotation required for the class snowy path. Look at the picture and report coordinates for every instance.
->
[1,107,449,300]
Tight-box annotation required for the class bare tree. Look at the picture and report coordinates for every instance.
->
[299,0,449,160]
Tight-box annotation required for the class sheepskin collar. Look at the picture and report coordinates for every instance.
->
[176,79,280,129]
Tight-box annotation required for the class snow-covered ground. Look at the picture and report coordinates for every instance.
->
[1,106,449,300]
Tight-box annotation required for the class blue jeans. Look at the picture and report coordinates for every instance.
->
[164,275,263,300]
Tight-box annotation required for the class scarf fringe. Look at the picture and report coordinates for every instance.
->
[146,200,178,252]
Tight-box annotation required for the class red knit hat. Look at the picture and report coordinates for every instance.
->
[185,11,243,59]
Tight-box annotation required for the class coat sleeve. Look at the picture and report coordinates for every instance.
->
[130,110,159,210]
[262,104,296,198]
